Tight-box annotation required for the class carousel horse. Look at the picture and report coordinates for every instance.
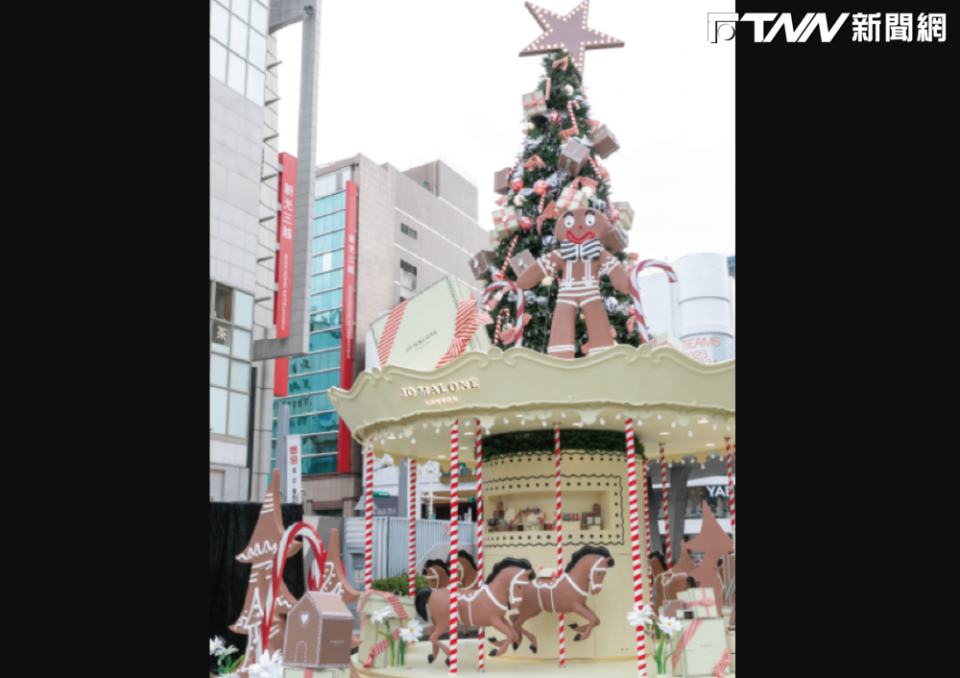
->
[415,557,535,666]
[509,546,615,653]
[454,550,481,593]
[422,558,451,590]
[649,551,697,617]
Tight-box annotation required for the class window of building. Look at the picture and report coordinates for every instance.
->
[401,223,417,240]
[400,259,417,298]
[209,0,268,107]
[315,167,353,199]
[210,281,254,438]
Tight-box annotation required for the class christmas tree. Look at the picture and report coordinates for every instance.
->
[481,49,645,357]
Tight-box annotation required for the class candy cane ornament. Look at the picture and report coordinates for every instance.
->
[625,419,647,678]
[482,279,526,347]
[628,260,678,344]
[449,420,460,675]
[364,442,374,590]
[500,235,520,278]
[659,442,671,572]
[554,423,565,670]
[476,418,485,673]
[409,458,418,597]
[493,309,511,346]
[567,100,580,136]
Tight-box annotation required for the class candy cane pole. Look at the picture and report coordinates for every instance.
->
[726,438,735,541]
[567,100,580,136]
[493,309,510,346]
[642,460,654,605]
[659,442,671,572]
[409,457,418,597]
[475,418,485,673]
[500,235,520,278]
[554,424,565,669]
[625,419,647,678]
[449,420,460,675]
[364,441,374,590]
[588,156,603,178]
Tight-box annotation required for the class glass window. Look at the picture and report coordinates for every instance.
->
[310,308,342,333]
[309,329,341,352]
[314,211,345,236]
[287,370,340,396]
[303,433,339,455]
[210,39,228,82]
[272,392,333,416]
[233,0,250,22]
[315,192,346,216]
[234,290,254,328]
[214,283,233,320]
[229,15,248,56]
[282,411,339,436]
[303,455,337,475]
[211,320,231,354]
[210,387,228,434]
[246,64,265,107]
[232,328,252,360]
[211,2,230,44]
[311,269,343,293]
[226,51,246,95]
[312,249,344,274]
[313,230,345,254]
[228,392,249,437]
[289,350,340,375]
[310,289,343,314]
[230,360,250,392]
[247,29,266,71]
[210,354,230,387]
[250,1,269,35]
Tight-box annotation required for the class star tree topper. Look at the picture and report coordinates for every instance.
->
[519,1,625,78]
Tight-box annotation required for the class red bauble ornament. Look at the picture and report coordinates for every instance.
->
[510,178,524,192]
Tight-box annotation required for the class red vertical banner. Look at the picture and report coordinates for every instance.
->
[273,153,297,397]
[338,180,359,473]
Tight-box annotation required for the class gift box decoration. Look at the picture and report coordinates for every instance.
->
[492,206,520,238]
[667,618,728,677]
[662,599,694,620]
[601,221,629,253]
[592,124,620,159]
[369,274,492,371]
[493,167,512,195]
[556,185,592,211]
[508,250,536,277]
[677,588,719,619]
[611,201,635,230]
[522,90,548,119]
[469,250,497,280]
[559,137,592,175]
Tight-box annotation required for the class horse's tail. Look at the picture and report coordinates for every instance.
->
[415,587,432,622]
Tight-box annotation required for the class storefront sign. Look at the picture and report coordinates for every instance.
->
[705,485,730,498]
[682,333,732,364]
[285,434,302,503]
[373,495,399,517]
[338,180,359,473]
[273,152,297,397]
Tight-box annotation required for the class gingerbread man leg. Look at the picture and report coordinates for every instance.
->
[581,298,616,354]
[547,300,578,359]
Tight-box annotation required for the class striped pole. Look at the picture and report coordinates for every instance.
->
[625,419,647,677]
[500,235,520,278]
[493,309,511,346]
[726,439,736,540]
[449,420,460,675]
[554,424,565,670]
[659,443,671,572]
[475,418,485,673]
[364,442,374,591]
[642,460,654,605]
[409,458,418,597]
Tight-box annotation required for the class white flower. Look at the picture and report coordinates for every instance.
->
[248,650,283,678]
[563,84,574,96]
[371,606,394,624]
[658,616,683,637]
[210,636,225,655]
[221,643,239,656]
[626,603,654,627]
[513,195,526,207]
[399,622,421,643]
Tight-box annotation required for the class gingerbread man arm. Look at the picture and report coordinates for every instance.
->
[516,251,562,289]
[599,251,631,294]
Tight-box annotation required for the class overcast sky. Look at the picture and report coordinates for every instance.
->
[275,0,734,262]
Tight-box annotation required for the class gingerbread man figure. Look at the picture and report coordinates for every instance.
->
[516,207,631,359]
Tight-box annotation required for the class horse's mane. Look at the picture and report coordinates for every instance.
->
[485,557,535,585]
[422,558,450,576]
[565,545,614,573]
[650,551,667,570]
[455,550,477,571]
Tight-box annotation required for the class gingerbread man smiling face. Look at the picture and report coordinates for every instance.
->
[515,207,631,359]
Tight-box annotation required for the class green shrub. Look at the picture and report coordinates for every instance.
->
[371,573,431,596]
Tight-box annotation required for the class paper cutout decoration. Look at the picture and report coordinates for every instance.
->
[315,527,360,605]
[283,592,354,670]
[683,500,735,619]
[229,469,302,676]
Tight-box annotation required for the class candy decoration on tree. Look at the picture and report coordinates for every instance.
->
[659,442,671,573]
[499,313,530,345]
[493,308,511,345]
[500,235,520,279]
[588,156,609,181]
[554,423,565,670]
[625,418,648,678]
[510,178,524,193]
[552,55,569,71]
[524,154,546,171]
[544,76,552,102]
[537,200,557,234]
[519,215,535,231]
[475,419,486,673]
[483,279,527,347]
[534,180,550,212]
[546,110,563,126]
[626,260,678,344]
[560,100,580,141]
[520,2,625,78]
[409,458,418,597]
[448,420,460,675]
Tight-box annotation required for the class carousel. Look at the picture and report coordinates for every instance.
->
[327,344,736,677]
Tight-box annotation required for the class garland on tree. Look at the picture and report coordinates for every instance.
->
[484,51,648,356]
[482,429,646,461]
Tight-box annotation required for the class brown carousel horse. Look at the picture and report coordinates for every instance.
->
[422,552,481,637]
[509,546,615,653]
[422,558,451,590]
[649,551,697,617]
[415,557,535,666]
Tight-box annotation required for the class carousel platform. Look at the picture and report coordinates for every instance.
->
[353,639,734,678]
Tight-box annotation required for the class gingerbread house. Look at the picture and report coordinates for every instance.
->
[283,592,353,670]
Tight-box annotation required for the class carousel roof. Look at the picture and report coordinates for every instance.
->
[328,345,735,464]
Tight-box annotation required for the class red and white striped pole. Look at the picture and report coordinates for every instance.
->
[625,419,647,677]
[475,418,485,673]
[642,460,654,605]
[726,438,735,541]
[409,458,418,597]
[449,420,460,675]
[554,423,565,670]
[364,442,375,591]
[500,235,520,278]
[659,443,671,572]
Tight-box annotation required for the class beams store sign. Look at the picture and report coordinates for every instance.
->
[398,378,481,407]
[683,334,731,364]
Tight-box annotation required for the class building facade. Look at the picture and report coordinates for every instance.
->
[269,156,488,516]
